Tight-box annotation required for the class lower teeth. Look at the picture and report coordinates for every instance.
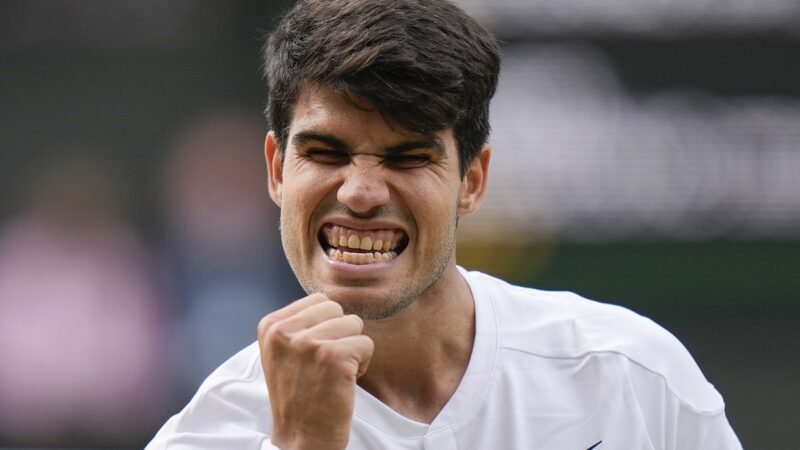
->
[328,248,397,264]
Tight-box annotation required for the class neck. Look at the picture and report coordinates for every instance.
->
[357,263,475,423]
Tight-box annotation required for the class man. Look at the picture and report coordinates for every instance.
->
[148,0,742,448]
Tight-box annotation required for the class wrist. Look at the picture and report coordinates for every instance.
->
[271,431,347,450]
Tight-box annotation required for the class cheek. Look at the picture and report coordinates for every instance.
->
[415,177,461,215]
[281,172,336,238]
[283,170,323,212]
[399,177,460,236]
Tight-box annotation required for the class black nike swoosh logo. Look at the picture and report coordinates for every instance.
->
[586,441,602,450]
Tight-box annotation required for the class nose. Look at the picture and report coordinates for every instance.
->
[336,155,390,215]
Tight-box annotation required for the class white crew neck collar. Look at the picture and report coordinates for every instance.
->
[352,267,499,439]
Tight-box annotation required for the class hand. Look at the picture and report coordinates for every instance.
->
[258,294,375,450]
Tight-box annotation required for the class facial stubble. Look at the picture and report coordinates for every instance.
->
[279,204,459,321]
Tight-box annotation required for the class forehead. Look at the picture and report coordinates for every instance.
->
[288,85,456,152]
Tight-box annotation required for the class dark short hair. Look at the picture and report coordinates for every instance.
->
[262,0,501,177]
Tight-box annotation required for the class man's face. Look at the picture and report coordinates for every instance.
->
[266,86,487,320]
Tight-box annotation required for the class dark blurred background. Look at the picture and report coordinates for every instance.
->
[0,0,797,448]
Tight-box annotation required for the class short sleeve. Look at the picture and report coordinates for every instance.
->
[146,343,278,449]
[627,350,743,450]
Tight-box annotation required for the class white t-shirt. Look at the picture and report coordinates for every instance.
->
[147,268,742,449]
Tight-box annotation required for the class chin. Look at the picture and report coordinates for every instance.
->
[320,284,417,321]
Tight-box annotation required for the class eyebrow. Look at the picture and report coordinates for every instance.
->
[291,131,446,157]
[386,137,446,157]
[291,131,348,151]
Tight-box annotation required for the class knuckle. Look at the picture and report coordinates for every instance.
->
[307,292,329,303]
[326,300,344,316]
[264,320,292,346]
[362,336,375,353]
[313,343,340,366]
[354,335,374,358]
[257,315,276,338]
[289,331,317,353]
[347,314,364,330]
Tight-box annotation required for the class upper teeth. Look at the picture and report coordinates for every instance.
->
[326,225,400,252]
[323,225,404,264]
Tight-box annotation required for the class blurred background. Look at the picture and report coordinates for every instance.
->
[0,0,797,448]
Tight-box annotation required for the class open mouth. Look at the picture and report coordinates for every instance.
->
[319,224,408,265]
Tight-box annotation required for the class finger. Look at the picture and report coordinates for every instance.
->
[258,293,328,335]
[303,314,364,341]
[325,335,374,378]
[275,300,344,333]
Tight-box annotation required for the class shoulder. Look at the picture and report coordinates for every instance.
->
[146,342,272,449]
[462,269,724,414]
[194,341,265,393]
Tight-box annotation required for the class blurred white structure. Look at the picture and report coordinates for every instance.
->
[461,44,800,241]
[456,0,800,36]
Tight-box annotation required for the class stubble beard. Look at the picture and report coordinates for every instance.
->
[341,234,453,321]
[280,216,458,322]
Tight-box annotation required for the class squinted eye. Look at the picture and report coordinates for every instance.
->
[385,154,431,170]
[307,149,349,165]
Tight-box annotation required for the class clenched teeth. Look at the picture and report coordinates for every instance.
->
[328,248,398,264]
[322,224,406,265]
[329,234,392,252]
[323,225,403,252]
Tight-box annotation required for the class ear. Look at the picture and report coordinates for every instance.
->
[265,131,283,207]
[457,146,490,216]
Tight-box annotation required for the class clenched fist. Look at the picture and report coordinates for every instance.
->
[258,294,375,450]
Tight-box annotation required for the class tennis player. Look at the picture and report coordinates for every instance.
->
[148,1,742,448]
